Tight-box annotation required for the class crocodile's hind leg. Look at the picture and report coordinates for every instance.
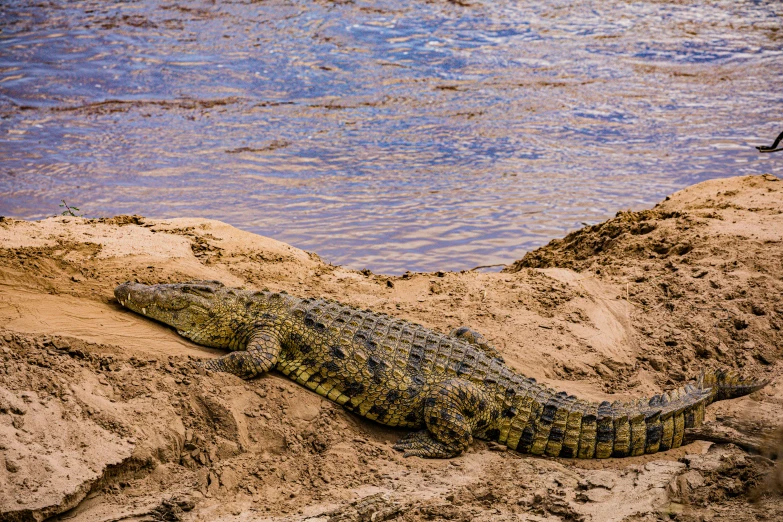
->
[393,378,495,458]
[450,326,504,362]
[200,330,280,379]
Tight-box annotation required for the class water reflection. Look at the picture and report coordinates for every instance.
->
[1,0,781,274]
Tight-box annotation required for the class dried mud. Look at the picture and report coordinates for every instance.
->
[1,175,782,521]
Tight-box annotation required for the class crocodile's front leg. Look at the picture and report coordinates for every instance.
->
[450,326,504,363]
[393,378,497,458]
[200,330,280,379]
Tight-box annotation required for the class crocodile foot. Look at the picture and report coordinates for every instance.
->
[393,430,464,458]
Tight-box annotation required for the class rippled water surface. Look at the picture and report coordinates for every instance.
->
[1,0,781,273]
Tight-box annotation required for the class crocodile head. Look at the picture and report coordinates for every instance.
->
[114,280,241,348]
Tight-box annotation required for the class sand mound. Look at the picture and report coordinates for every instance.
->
[1,175,781,521]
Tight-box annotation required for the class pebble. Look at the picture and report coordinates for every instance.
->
[53,338,70,350]
[576,488,612,503]
[5,459,20,473]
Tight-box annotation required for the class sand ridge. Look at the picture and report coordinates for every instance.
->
[1,175,781,521]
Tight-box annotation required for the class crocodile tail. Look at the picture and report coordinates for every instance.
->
[499,371,767,459]
[700,368,769,404]
[584,370,768,458]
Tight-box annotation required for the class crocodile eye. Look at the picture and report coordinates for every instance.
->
[184,285,216,295]
[183,279,224,287]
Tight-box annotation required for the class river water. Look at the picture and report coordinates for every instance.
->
[1,0,781,274]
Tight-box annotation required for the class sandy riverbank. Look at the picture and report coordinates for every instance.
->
[1,175,782,521]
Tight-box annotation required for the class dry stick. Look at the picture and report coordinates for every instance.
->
[684,421,772,455]
[756,130,783,153]
[469,263,507,271]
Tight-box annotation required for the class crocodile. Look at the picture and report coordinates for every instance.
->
[114,280,767,459]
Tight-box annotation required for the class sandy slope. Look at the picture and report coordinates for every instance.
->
[1,175,781,522]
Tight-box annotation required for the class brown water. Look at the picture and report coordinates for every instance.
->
[1,0,781,274]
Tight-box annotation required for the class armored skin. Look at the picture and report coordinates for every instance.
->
[114,280,766,459]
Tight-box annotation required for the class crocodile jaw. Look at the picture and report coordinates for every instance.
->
[114,281,237,349]
[114,281,199,327]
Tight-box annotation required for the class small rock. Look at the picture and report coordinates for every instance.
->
[196,468,209,495]
[755,352,772,365]
[206,471,220,497]
[576,488,612,503]
[171,493,196,512]
[219,467,239,491]
[53,338,70,350]
[670,369,686,382]
[647,356,668,372]
[582,470,616,490]
[6,458,20,473]
[0,396,26,415]
[682,470,705,490]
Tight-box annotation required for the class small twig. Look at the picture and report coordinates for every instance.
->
[469,263,507,271]
[684,422,765,454]
[756,130,783,153]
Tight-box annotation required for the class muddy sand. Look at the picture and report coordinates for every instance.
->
[1,174,782,522]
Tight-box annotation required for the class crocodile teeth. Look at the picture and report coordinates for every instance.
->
[119,300,124,306]
[142,307,147,315]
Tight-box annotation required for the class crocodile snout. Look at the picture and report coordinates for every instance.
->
[114,281,157,314]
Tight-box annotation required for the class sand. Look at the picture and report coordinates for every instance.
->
[1,174,781,522]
